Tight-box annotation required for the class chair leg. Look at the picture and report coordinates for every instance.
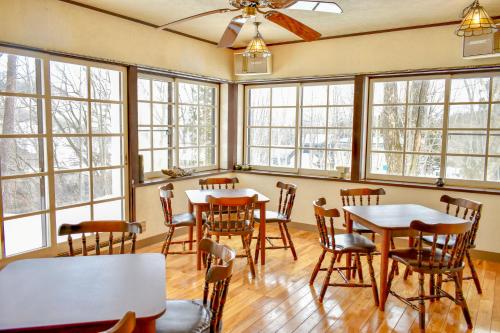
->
[466,250,482,294]
[278,222,288,248]
[254,231,261,264]
[371,233,375,242]
[319,252,337,303]
[418,272,426,333]
[403,266,411,280]
[188,226,193,250]
[390,238,399,275]
[429,274,435,302]
[162,227,175,258]
[453,272,473,329]
[386,260,398,301]
[242,235,256,278]
[355,253,364,282]
[282,223,298,260]
[367,253,379,306]
[310,249,327,285]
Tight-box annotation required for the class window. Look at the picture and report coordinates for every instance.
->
[138,76,218,176]
[367,73,500,186]
[245,81,354,175]
[0,48,127,258]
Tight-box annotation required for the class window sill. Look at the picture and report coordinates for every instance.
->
[234,170,500,196]
[133,169,233,188]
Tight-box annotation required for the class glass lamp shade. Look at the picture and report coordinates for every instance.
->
[456,0,497,37]
[243,33,272,58]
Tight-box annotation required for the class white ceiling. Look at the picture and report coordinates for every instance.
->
[70,0,500,47]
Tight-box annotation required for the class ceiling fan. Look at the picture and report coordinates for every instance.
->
[157,0,342,48]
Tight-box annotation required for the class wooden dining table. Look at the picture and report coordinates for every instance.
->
[185,188,270,270]
[0,254,166,332]
[343,204,466,311]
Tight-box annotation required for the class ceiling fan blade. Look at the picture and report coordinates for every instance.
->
[268,0,298,9]
[265,11,321,41]
[157,8,238,30]
[218,15,247,48]
[269,0,342,13]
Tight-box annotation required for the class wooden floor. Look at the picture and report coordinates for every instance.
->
[139,226,500,333]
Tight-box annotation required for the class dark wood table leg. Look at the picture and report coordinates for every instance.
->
[195,204,203,270]
[345,212,353,280]
[379,229,391,310]
[188,202,194,250]
[259,202,266,266]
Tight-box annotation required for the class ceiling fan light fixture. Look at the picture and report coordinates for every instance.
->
[456,0,497,37]
[243,22,272,58]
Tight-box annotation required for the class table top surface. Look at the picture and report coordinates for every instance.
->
[0,254,166,331]
[343,204,466,230]
[185,188,270,204]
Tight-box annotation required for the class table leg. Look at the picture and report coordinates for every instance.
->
[345,212,353,280]
[196,205,203,270]
[379,229,391,310]
[259,202,266,266]
[188,202,194,250]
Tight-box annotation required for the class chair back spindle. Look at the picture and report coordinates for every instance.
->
[440,195,482,247]
[199,177,239,190]
[276,181,297,220]
[313,198,341,250]
[207,195,258,234]
[159,183,175,227]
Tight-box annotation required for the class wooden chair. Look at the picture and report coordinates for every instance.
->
[159,183,196,258]
[310,198,379,305]
[156,238,236,333]
[199,177,239,190]
[254,181,297,263]
[58,221,142,256]
[205,195,258,278]
[101,312,136,333]
[386,220,474,332]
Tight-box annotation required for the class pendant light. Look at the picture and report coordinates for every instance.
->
[243,22,272,58]
[456,0,497,37]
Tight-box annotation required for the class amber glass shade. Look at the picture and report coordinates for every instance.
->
[243,22,272,58]
[456,0,497,37]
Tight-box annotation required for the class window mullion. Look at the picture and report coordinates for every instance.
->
[483,75,493,181]
[441,75,452,180]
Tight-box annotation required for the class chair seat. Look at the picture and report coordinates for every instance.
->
[352,222,374,233]
[171,212,196,227]
[324,233,377,253]
[389,248,462,273]
[156,300,211,333]
[254,210,288,223]
[206,219,253,233]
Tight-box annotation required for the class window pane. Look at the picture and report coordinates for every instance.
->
[94,200,123,221]
[4,214,47,256]
[249,128,269,147]
[370,152,403,175]
[0,138,43,176]
[178,82,198,104]
[91,103,121,134]
[450,77,489,102]
[0,54,38,94]
[249,108,270,126]
[329,84,354,105]
[271,148,295,168]
[50,61,87,98]
[56,205,91,243]
[152,80,172,102]
[152,103,172,126]
[489,131,500,155]
[487,157,500,182]
[271,108,296,127]
[489,104,500,129]
[373,81,406,104]
[179,105,197,125]
[302,107,326,127]
[249,147,269,166]
[138,78,150,101]
[301,149,325,170]
[2,177,45,216]
[138,130,151,149]
[153,150,172,170]
[179,148,198,168]
[90,67,120,101]
[199,147,215,166]
[250,88,270,107]
[199,107,215,126]
[93,168,123,200]
[406,130,442,153]
[302,128,326,149]
[271,128,295,147]
[327,129,352,150]
[52,100,88,134]
[199,86,215,106]
[153,129,173,149]
[179,127,198,147]
[302,85,327,106]
[140,151,152,173]
[328,107,353,128]
[371,106,405,128]
[55,171,90,207]
[404,154,441,178]
[327,150,351,171]
[199,127,215,146]
[53,137,88,170]
[0,96,42,134]
[272,87,296,106]
[407,105,444,128]
[138,102,151,125]
[371,129,404,152]
[92,137,122,167]
[408,79,445,104]
[493,77,500,101]
[446,156,485,180]
[447,131,486,155]
[448,104,488,128]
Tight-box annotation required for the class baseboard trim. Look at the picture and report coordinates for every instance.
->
[288,221,500,263]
